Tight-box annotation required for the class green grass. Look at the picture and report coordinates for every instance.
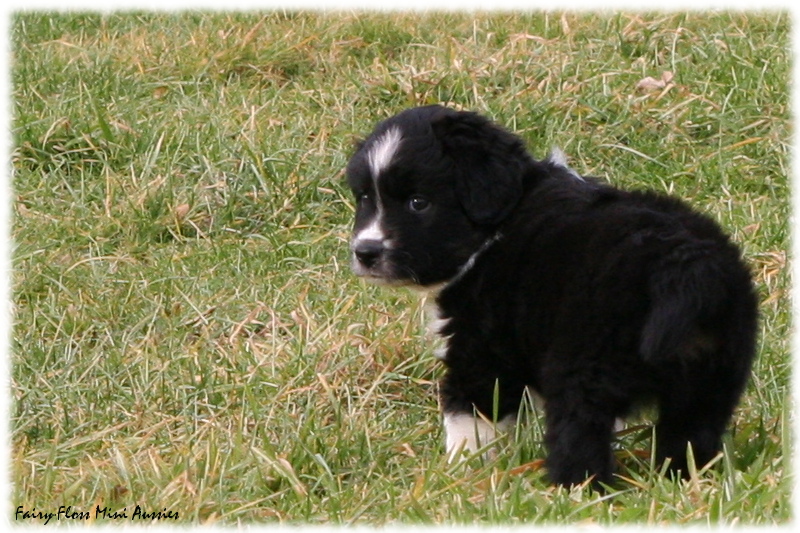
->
[11,11,790,525]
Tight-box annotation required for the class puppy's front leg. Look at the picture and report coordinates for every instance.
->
[443,411,514,462]
[543,397,617,487]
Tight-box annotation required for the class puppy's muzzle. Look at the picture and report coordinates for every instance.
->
[353,239,385,269]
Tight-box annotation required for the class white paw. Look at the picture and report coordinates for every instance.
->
[443,412,514,462]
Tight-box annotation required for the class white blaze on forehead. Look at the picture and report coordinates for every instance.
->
[354,126,401,251]
[353,219,386,245]
[367,126,403,180]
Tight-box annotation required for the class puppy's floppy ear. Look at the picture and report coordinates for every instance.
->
[431,109,528,225]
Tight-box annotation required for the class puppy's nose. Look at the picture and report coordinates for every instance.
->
[353,239,385,268]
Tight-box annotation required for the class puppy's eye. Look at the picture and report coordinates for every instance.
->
[408,195,431,213]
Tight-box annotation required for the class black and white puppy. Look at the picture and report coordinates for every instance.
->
[346,105,758,487]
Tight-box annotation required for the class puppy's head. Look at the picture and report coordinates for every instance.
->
[346,105,531,287]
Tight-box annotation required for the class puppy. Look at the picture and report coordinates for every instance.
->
[346,105,758,487]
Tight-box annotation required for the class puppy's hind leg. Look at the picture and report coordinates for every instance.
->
[655,362,749,478]
[644,243,757,478]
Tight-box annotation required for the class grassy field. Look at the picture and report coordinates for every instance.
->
[10,11,790,525]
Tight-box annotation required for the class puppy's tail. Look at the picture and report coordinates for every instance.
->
[639,242,755,364]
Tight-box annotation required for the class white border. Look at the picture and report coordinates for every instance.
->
[2,2,796,529]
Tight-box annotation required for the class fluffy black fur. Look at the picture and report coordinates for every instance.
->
[346,105,758,487]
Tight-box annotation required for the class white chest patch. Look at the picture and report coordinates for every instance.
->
[425,302,452,361]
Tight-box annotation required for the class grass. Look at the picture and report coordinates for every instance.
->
[10,10,790,525]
